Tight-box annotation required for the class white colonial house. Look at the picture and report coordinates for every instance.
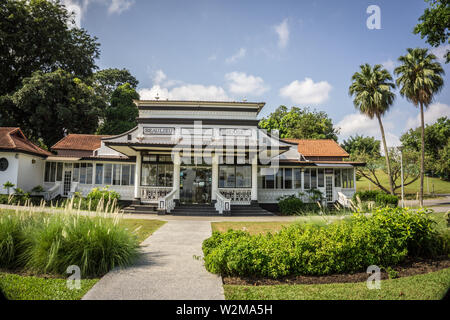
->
[0,100,363,215]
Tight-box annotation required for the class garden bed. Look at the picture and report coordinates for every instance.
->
[223,256,450,286]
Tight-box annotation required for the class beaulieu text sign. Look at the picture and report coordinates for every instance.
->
[143,127,175,135]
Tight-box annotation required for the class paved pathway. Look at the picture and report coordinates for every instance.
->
[82,220,224,300]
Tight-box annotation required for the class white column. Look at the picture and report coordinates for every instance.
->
[251,154,258,201]
[173,151,181,200]
[211,152,219,201]
[301,169,305,191]
[134,151,141,199]
[353,167,356,190]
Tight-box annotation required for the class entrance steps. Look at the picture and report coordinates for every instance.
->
[171,204,219,216]
[123,203,274,216]
[229,205,273,216]
[122,204,158,214]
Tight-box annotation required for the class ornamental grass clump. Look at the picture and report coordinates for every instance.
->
[203,207,449,278]
[21,213,140,276]
[0,210,140,277]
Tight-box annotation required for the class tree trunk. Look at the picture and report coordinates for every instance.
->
[419,102,425,207]
[376,114,395,195]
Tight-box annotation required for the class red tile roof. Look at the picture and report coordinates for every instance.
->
[51,134,111,152]
[282,139,349,157]
[0,127,52,157]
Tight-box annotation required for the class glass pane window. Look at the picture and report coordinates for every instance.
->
[141,163,157,186]
[294,168,302,189]
[56,163,63,181]
[318,169,324,188]
[219,166,235,188]
[95,164,103,184]
[276,169,283,189]
[130,165,135,185]
[304,169,311,189]
[86,164,93,184]
[79,164,86,184]
[342,169,348,188]
[121,165,130,185]
[262,168,275,189]
[236,166,251,188]
[104,164,112,185]
[44,162,51,182]
[165,164,173,187]
[311,169,317,189]
[334,169,341,187]
[72,164,79,182]
[284,168,293,189]
[113,164,121,185]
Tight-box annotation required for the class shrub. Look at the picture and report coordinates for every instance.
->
[202,207,448,278]
[0,212,140,277]
[352,190,383,202]
[278,196,304,215]
[375,193,399,207]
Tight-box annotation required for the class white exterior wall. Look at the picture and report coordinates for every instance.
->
[17,153,45,192]
[0,152,19,194]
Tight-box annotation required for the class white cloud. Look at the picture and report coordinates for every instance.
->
[139,85,230,101]
[139,70,230,101]
[430,44,450,63]
[405,102,450,129]
[225,72,269,96]
[279,78,332,105]
[152,69,167,85]
[225,48,246,64]
[381,59,396,72]
[337,113,400,147]
[60,0,134,27]
[107,0,134,15]
[274,18,289,49]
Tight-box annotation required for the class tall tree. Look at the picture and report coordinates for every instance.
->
[11,70,104,147]
[341,135,381,157]
[395,48,444,206]
[93,68,139,103]
[259,106,339,141]
[349,64,396,195]
[0,0,100,96]
[414,0,450,63]
[97,83,140,135]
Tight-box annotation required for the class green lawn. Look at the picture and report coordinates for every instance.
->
[357,170,450,195]
[0,272,99,300]
[0,214,166,300]
[224,268,450,300]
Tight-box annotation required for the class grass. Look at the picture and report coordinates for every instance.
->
[224,268,450,300]
[0,211,166,300]
[0,272,99,300]
[356,170,450,196]
[119,219,166,242]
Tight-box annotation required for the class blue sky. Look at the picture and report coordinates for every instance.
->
[64,0,450,145]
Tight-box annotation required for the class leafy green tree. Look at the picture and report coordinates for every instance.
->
[349,64,396,195]
[341,135,381,157]
[93,68,139,103]
[400,117,450,180]
[414,0,450,63]
[0,0,100,96]
[10,69,104,147]
[259,106,339,141]
[352,149,420,194]
[97,83,139,135]
[395,48,444,206]
[437,139,450,179]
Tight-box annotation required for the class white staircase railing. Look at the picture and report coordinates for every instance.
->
[337,191,351,208]
[44,182,62,201]
[215,190,231,214]
[158,188,177,213]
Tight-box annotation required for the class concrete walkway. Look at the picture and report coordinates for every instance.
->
[82,220,224,300]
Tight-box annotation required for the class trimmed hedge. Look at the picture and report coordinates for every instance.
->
[353,190,399,207]
[202,207,448,278]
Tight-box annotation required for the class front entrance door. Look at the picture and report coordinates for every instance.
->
[63,171,72,196]
[180,167,212,204]
[325,175,333,202]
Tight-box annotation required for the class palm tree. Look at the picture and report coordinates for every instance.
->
[394,48,444,207]
[349,64,396,195]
